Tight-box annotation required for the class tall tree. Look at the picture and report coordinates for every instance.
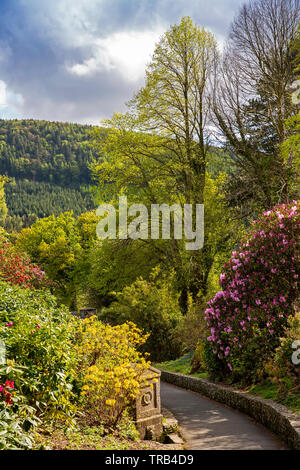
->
[280,24,300,198]
[213,0,300,214]
[0,176,8,226]
[17,212,82,307]
[92,17,219,301]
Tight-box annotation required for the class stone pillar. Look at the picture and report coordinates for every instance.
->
[135,366,163,440]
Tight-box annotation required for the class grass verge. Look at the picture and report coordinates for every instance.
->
[155,353,208,379]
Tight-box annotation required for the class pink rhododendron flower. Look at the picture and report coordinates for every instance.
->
[205,201,299,378]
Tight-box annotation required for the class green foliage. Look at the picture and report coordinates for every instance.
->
[33,418,140,450]
[292,24,300,72]
[174,295,209,354]
[5,179,94,231]
[0,176,8,227]
[0,119,98,231]
[92,17,220,301]
[0,231,48,288]
[272,310,300,391]
[203,340,225,381]
[0,280,58,320]
[90,168,243,311]
[0,119,96,185]
[156,354,193,375]
[280,26,300,201]
[16,210,102,307]
[0,282,78,424]
[116,411,139,441]
[16,212,82,305]
[76,211,99,249]
[248,379,300,413]
[0,398,39,449]
[213,2,299,216]
[156,353,208,379]
[202,173,245,300]
[86,238,161,306]
[280,112,300,199]
[0,280,153,447]
[100,269,183,362]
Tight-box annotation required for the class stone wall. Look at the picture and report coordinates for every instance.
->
[161,370,300,450]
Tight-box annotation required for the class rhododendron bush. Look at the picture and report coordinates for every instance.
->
[0,281,79,448]
[205,201,300,382]
[0,235,47,288]
[0,380,14,405]
[0,376,38,449]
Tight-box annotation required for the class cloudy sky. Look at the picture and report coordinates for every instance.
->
[0,0,244,125]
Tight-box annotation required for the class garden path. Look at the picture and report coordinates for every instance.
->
[161,382,288,450]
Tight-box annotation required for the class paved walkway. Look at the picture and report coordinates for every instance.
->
[161,382,288,450]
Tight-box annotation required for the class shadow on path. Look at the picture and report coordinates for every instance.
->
[161,382,288,450]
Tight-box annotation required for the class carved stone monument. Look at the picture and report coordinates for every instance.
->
[135,366,163,440]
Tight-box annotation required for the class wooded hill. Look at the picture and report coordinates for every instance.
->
[0,119,100,230]
[0,119,232,231]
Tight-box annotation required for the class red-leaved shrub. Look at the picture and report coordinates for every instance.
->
[0,239,47,288]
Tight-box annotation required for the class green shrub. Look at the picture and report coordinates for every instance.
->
[116,410,139,441]
[0,363,40,449]
[191,341,206,373]
[273,310,300,391]
[100,269,183,362]
[0,282,78,424]
[0,406,36,450]
[203,340,225,381]
[175,295,208,352]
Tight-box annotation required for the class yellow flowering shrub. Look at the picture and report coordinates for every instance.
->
[75,317,150,427]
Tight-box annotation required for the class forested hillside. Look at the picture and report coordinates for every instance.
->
[4,179,94,231]
[0,119,101,230]
[0,119,98,184]
[0,119,233,231]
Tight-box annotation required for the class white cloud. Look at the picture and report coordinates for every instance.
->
[0,80,24,119]
[19,0,99,47]
[215,34,226,52]
[67,27,164,82]
[0,80,7,107]
[2,0,244,123]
